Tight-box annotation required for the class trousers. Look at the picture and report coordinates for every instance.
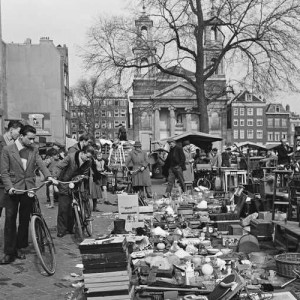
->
[57,194,74,234]
[165,166,186,194]
[4,193,33,255]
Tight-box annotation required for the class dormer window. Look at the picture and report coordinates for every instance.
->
[245,93,253,102]
[275,105,280,112]
[210,27,217,41]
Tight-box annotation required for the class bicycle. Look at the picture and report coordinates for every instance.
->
[57,175,93,241]
[13,181,56,275]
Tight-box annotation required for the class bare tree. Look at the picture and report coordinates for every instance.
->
[71,76,125,138]
[83,0,300,133]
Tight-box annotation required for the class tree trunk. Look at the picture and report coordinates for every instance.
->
[196,85,209,133]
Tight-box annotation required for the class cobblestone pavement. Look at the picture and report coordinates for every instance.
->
[0,178,166,300]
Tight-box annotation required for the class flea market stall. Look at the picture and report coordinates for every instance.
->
[76,134,300,300]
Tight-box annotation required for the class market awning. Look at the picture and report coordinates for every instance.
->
[159,131,222,148]
[265,143,281,150]
[234,141,267,151]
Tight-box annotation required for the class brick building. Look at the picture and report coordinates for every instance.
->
[227,91,266,145]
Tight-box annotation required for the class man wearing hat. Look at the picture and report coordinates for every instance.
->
[163,138,186,198]
[125,141,152,198]
[221,146,232,167]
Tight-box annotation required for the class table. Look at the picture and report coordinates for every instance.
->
[220,168,247,192]
[273,221,300,251]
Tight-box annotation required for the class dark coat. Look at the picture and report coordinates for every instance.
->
[1,143,51,192]
[0,135,8,207]
[277,144,293,165]
[52,151,92,194]
[164,145,186,171]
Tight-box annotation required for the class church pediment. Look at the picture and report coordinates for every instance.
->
[154,82,196,98]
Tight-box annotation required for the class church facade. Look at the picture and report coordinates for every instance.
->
[130,12,229,151]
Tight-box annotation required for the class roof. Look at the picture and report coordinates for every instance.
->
[234,141,267,150]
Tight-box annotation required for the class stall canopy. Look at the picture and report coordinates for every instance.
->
[234,141,267,151]
[159,131,222,149]
[265,143,281,150]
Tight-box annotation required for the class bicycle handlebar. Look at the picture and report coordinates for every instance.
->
[12,180,51,194]
[55,175,88,185]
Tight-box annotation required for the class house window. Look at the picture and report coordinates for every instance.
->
[114,110,119,117]
[240,108,244,116]
[274,118,280,128]
[233,119,238,126]
[267,119,273,128]
[247,108,253,115]
[268,133,273,141]
[282,132,287,140]
[120,109,126,117]
[115,100,119,106]
[233,108,238,116]
[101,120,106,129]
[257,119,263,126]
[257,130,263,139]
[101,111,106,117]
[257,108,263,116]
[107,122,112,129]
[282,119,287,127]
[247,129,254,139]
[276,105,280,112]
[233,130,238,139]
[274,132,280,141]
[247,119,253,126]
[114,120,120,128]
[240,119,244,126]
[240,130,245,139]
[245,94,253,102]
[107,111,112,117]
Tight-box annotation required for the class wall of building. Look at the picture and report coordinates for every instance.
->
[5,38,66,143]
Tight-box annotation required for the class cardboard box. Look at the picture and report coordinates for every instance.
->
[118,193,139,219]
[228,224,243,235]
[258,211,272,221]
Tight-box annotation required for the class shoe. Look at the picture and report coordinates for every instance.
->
[15,250,26,260]
[57,233,65,238]
[46,204,55,209]
[0,254,15,264]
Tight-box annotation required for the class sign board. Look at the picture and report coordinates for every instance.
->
[21,112,51,136]
[118,193,139,218]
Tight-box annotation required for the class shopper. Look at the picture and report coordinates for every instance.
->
[0,125,56,264]
[52,145,95,238]
[125,141,152,198]
[163,138,186,198]
[182,140,194,183]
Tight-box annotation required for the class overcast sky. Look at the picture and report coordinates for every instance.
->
[1,0,131,86]
[1,0,300,113]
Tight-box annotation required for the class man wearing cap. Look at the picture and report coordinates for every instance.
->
[209,147,222,169]
[163,138,186,198]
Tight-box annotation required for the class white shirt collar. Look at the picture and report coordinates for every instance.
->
[15,139,24,151]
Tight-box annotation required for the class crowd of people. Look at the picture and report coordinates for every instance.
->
[0,122,294,265]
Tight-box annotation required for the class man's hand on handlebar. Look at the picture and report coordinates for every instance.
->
[48,177,59,185]
[8,188,16,195]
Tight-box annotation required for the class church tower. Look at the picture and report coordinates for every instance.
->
[132,6,156,78]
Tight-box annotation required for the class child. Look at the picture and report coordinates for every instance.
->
[46,148,60,208]
[94,152,108,205]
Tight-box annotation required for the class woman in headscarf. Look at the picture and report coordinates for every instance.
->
[182,140,194,184]
[125,141,152,198]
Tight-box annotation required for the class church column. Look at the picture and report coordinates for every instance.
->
[185,107,192,131]
[168,107,176,137]
[153,107,160,141]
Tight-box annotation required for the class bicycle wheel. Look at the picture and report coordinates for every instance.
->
[197,177,211,190]
[31,215,56,275]
[82,198,93,236]
[73,205,84,241]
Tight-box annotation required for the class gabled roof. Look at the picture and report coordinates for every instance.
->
[230,91,265,103]
[153,81,196,98]
[265,102,289,114]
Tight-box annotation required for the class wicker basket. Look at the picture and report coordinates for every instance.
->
[275,253,300,278]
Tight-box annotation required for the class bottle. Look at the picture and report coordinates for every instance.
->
[185,261,195,285]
